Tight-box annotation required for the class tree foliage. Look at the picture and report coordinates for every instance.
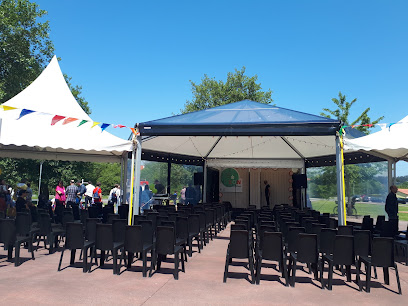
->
[320,91,384,135]
[181,67,273,113]
[0,0,54,103]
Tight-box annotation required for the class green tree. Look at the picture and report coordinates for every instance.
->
[181,67,273,113]
[0,0,54,103]
[321,91,384,135]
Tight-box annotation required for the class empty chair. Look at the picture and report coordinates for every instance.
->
[374,215,386,233]
[338,225,353,236]
[286,227,306,255]
[321,235,359,291]
[80,209,89,226]
[319,228,337,255]
[88,206,99,219]
[288,233,321,287]
[107,214,120,224]
[133,214,146,225]
[223,230,255,284]
[187,214,201,255]
[358,237,401,294]
[90,224,124,274]
[37,213,65,254]
[362,216,374,232]
[354,230,377,279]
[256,231,288,286]
[0,219,35,266]
[154,226,185,280]
[120,225,154,277]
[58,222,94,272]
[118,204,129,220]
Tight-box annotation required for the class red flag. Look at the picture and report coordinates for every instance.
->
[51,115,65,126]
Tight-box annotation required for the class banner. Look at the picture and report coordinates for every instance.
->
[219,168,242,192]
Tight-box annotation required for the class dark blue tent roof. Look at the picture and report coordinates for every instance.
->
[139,100,340,136]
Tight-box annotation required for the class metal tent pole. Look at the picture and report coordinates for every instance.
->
[203,161,207,203]
[38,161,43,200]
[335,133,347,226]
[133,134,142,217]
[128,143,136,225]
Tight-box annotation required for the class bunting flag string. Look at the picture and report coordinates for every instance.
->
[0,104,137,135]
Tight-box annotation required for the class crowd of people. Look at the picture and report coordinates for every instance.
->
[0,178,122,218]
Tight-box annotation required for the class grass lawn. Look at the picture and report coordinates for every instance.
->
[311,199,408,221]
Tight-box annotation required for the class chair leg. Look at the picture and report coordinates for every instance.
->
[70,249,76,265]
[291,259,297,287]
[142,251,147,277]
[79,249,83,260]
[328,262,333,290]
[58,248,65,271]
[320,259,325,289]
[223,252,230,283]
[29,236,35,260]
[14,243,20,267]
[249,250,255,284]
[83,247,88,273]
[174,252,179,280]
[366,263,372,293]
[394,264,402,295]
[346,265,352,282]
[256,257,262,285]
[355,261,361,291]
[373,266,377,279]
[113,249,118,275]
[383,267,390,285]
[181,248,185,272]
[282,259,289,287]
[149,249,155,277]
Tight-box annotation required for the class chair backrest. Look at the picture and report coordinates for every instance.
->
[124,225,143,253]
[168,213,178,222]
[147,212,158,230]
[139,220,154,245]
[231,224,247,231]
[188,214,200,235]
[88,206,98,218]
[287,227,306,253]
[62,211,74,228]
[118,204,129,220]
[112,219,127,243]
[176,217,189,240]
[95,224,113,251]
[338,225,353,236]
[261,231,283,262]
[85,218,98,241]
[333,235,354,265]
[157,216,169,226]
[0,219,16,245]
[205,209,215,226]
[38,213,52,235]
[354,230,371,257]
[229,230,249,259]
[80,209,89,224]
[375,215,386,231]
[320,228,337,254]
[297,233,318,264]
[198,212,206,231]
[156,226,176,255]
[16,212,31,236]
[362,216,373,231]
[310,223,323,246]
[258,225,276,249]
[371,237,394,267]
[65,222,85,250]
[133,214,146,225]
[107,213,120,224]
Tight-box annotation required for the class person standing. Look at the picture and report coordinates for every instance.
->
[180,186,186,204]
[55,180,66,206]
[85,181,95,207]
[141,184,153,211]
[93,182,103,208]
[264,180,271,207]
[76,181,87,207]
[154,180,165,194]
[25,183,33,204]
[66,180,79,219]
[0,179,8,212]
[385,185,399,220]
[186,183,196,205]
[109,184,119,205]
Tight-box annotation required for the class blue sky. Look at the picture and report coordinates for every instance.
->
[36,0,408,174]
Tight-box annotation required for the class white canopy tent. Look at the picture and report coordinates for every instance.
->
[344,115,408,186]
[0,56,134,211]
[0,56,133,162]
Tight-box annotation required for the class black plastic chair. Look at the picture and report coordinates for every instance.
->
[187,214,202,255]
[288,233,321,288]
[90,224,124,274]
[358,237,402,294]
[154,226,185,280]
[0,219,35,266]
[107,214,120,224]
[223,230,255,284]
[88,206,99,219]
[321,235,359,290]
[338,225,353,236]
[354,230,377,280]
[319,228,337,255]
[37,213,65,254]
[198,212,207,247]
[120,225,154,277]
[256,231,288,286]
[58,222,94,272]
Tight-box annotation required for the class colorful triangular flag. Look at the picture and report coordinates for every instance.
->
[1,105,17,111]
[91,122,100,128]
[78,120,88,127]
[101,123,110,132]
[113,124,126,128]
[51,115,65,126]
[63,117,78,125]
[18,109,35,119]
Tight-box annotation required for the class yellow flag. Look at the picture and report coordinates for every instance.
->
[1,105,17,111]
[91,122,100,128]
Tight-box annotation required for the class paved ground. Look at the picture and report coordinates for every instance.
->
[0,224,407,305]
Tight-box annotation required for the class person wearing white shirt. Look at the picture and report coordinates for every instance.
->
[85,181,95,207]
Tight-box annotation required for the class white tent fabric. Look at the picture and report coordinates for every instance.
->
[0,56,133,162]
[344,115,408,162]
[142,135,337,168]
